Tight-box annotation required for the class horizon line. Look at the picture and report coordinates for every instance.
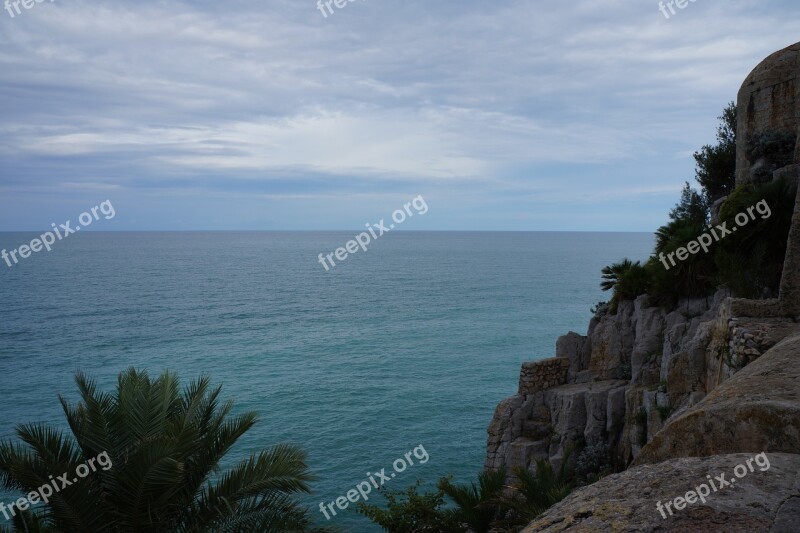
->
[0,229,656,234]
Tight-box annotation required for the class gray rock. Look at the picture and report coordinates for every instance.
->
[636,330,800,466]
[522,453,800,532]
[556,332,588,382]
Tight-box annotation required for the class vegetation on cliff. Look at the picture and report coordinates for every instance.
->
[600,103,798,311]
[358,461,574,533]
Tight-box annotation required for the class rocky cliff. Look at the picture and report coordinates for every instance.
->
[488,40,800,532]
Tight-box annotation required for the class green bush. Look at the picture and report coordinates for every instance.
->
[650,220,717,303]
[590,301,610,320]
[600,104,797,307]
[357,480,461,533]
[746,130,797,183]
[575,443,612,484]
[715,177,798,297]
[359,459,576,533]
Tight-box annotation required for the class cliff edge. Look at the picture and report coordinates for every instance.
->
[488,40,800,532]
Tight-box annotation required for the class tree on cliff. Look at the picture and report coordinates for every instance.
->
[694,101,737,201]
[600,259,649,310]
[599,100,797,307]
[0,369,332,533]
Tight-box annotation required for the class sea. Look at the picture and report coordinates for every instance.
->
[0,231,653,531]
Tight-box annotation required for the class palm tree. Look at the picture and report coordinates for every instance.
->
[505,460,573,522]
[437,468,507,533]
[0,369,332,533]
[600,259,636,292]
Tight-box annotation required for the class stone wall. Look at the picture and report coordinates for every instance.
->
[518,357,570,394]
[736,42,800,185]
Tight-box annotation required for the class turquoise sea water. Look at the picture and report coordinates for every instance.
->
[0,231,653,531]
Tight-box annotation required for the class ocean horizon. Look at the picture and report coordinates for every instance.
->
[0,231,653,530]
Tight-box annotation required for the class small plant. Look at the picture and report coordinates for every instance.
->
[656,405,673,421]
[715,176,798,298]
[591,301,610,320]
[746,129,797,182]
[613,363,632,381]
[575,442,612,483]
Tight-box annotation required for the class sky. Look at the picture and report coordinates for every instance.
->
[0,0,798,231]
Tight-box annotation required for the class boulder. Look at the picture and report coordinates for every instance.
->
[523,453,800,532]
[635,331,800,466]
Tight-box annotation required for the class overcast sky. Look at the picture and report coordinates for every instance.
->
[0,0,798,231]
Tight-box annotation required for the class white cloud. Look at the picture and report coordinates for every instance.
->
[1,0,798,229]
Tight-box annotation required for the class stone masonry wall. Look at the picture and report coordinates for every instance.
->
[736,42,800,185]
[518,357,570,395]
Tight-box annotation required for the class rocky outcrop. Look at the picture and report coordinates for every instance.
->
[493,40,800,533]
[635,331,800,465]
[736,42,800,185]
[522,452,800,532]
[779,169,800,316]
[485,290,740,475]
[484,282,800,473]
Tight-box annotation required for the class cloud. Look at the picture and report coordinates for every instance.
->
[0,0,798,229]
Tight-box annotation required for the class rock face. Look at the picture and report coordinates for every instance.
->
[634,331,800,466]
[522,453,800,533]
[779,171,800,316]
[486,290,737,474]
[736,42,800,185]
[490,41,800,533]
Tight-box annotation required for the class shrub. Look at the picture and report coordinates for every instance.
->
[715,177,798,297]
[590,301,610,320]
[746,130,797,183]
[357,480,461,533]
[361,460,576,533]
[649,220,717,303]
[575,443,612,483]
